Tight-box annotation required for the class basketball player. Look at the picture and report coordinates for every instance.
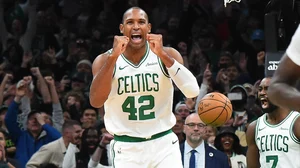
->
[246,77,300,168]
[89,7,199,168]
[268,25,300,111]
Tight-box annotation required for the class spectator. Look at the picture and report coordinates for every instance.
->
[174,101,190,119]
[80,107,97,129]
[172,113,185,144]
[0,128,20,168]
[4,79,61,168]
[0,105,16,158]
[26,120,82,168]
[214,127,247,168]
[87,133,114,168]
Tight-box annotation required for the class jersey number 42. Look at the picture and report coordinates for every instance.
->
[122,95,155,120]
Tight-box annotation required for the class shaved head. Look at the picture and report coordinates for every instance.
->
[122,7,149,23]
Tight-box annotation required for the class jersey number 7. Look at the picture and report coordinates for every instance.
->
[266,155,278,168]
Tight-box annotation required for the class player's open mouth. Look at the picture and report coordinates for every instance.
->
[260,98,269,108]
[131,34,142,43]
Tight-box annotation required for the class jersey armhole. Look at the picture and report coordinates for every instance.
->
[289,113,300,144]
[157,57,170,78]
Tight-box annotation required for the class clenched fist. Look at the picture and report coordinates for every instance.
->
[111,36,129,58]
[147,34,164,56]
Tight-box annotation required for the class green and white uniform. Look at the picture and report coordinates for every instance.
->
[104,43,175,138]
[104,44,183,168]
[255,111,300,168]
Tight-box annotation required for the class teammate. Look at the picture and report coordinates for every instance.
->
[246,77,300,168]
[268,25,300,111]
[89,7,199,168]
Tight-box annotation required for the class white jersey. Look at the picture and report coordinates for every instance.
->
[255,111,300,168]
[104,43,176,138]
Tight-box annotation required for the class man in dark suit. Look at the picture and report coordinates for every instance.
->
[180,113,230,168]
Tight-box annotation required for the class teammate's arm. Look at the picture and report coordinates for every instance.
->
[268,26,300,111]
[268,55,300,111]
[246,120,260,168]
[90,36,129,108]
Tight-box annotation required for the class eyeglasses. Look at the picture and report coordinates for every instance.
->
[177,109,190,113]
[185,123,206,128]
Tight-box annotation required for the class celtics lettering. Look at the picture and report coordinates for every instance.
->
[117,73,159,95]
[257,134,289,152]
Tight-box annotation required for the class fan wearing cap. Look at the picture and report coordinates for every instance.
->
[174,101,191,119]
[70,72,88,93]
[214,127,247,168]
[228,85,257,131]
[4,80,61,168]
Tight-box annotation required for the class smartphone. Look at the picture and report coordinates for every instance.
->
[227,92,242,101]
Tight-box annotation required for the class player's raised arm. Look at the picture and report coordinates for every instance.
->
[268,25,300,111]
[268,54,300,111]
[146,34,199,98]
[246,120,260,168]
[90,36,129,108]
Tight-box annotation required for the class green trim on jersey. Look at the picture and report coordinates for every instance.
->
[111,140,116,168]
[263,112,294,127]
[121,43,150,68]
[289,113,300,144]
[255,118,260,140]
[158,57,170,78]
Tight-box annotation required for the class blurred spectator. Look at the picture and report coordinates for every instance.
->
[172,113,185,144]
[0,0,37,52]
[26,120,82,168]
[4,79,61,168]
[174,101,190,119]
[80,107,97,129]
[202,125,218,142]
[0,105,16,158]
[229,85,257,131]
[87,133,114,168]
[0,128,20,167]
[207,135,216,147]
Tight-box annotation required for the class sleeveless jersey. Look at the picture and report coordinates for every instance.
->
[104,43,176,138]
[255,111,300,168]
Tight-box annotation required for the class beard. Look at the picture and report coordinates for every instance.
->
[188,134,202,143]
[262,101,278,113]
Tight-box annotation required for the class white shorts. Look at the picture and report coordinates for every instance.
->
[110,131,183,168]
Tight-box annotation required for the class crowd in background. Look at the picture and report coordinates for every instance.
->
[0,0,272,167]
